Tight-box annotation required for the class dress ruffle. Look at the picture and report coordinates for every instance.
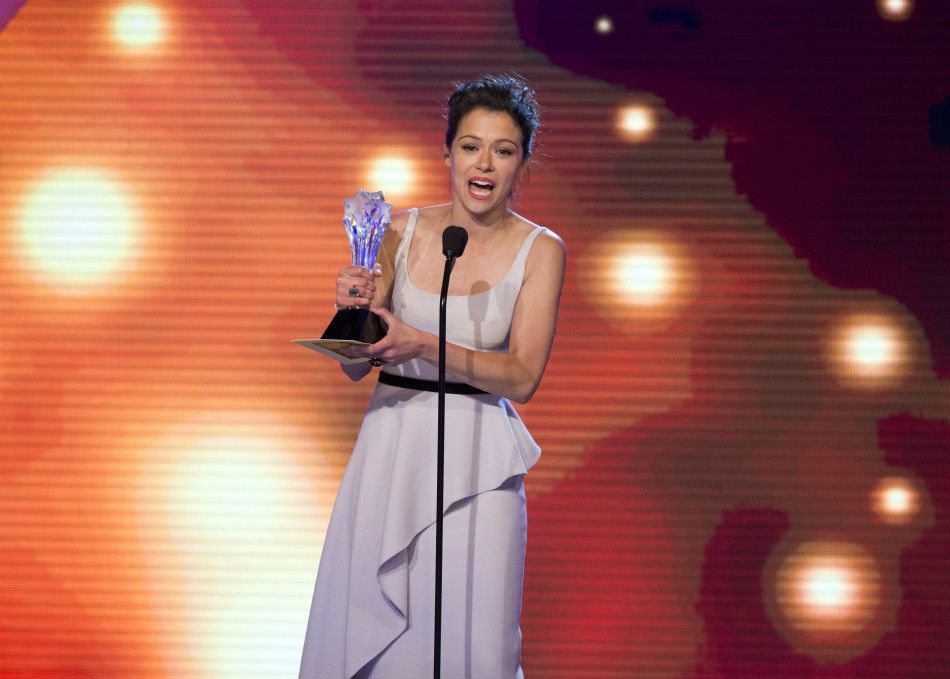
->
[299,383,540,678]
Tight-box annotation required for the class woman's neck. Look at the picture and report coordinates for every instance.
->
[446,202,511,234]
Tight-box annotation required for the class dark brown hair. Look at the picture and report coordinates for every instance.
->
[445,74,540,159]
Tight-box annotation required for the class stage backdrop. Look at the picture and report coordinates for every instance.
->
[1,1,948,677]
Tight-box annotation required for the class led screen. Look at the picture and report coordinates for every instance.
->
[1,1,947,677]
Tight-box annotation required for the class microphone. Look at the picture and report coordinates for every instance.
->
[433,223,467,679]
[442,225,468,258]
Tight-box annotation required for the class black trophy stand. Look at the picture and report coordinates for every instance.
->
[434,225,468,679]
[320,305,386,344]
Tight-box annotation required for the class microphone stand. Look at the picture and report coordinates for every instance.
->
[433,250,456,679]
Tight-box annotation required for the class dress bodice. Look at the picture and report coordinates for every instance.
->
[384,208,544,382]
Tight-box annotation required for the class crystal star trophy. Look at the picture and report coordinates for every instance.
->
[294,189,392,363]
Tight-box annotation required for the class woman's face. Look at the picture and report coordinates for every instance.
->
[445,107,527,220]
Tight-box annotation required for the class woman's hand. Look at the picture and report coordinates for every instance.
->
[336,262,382,308]
[360,307,432,366]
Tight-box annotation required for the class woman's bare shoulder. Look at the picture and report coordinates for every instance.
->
[387,208,413,238]
[418,204,451,214]
[533,228,566,267]
[411,204,454,240]
[509,215,565,280]
[510,212,565,253]
[417,204,451,224]
[390,204,449,236]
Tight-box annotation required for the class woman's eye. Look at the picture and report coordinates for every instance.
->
[462,144,477,152]
[497,148,514,156]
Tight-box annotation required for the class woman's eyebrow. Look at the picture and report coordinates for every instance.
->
[457,134,520,146]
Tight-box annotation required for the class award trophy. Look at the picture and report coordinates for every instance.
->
[294,189,392,363]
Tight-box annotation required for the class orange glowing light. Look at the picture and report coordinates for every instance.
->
[616,105,656,142]
[831,314,907,387]
[14,166,140,291]
[801,565,854,611]
[369,156,413,198]
[873,476,921,525]
[877,0,914,21]
[780,543,879,632]
[848,324,894,369]
[618,245,673,305]
[581,229,693,325]
[112,3,164,50]
[766,539,884,662]
[140,413,328,677]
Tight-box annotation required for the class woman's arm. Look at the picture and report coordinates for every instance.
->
[366,230,566,402]
[332,212,406,381]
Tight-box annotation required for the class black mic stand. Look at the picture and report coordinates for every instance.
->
[433,225,467,679]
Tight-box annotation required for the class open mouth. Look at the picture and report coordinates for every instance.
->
[468,178,495,198]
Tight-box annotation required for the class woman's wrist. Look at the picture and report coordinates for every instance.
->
[418,330,439,364]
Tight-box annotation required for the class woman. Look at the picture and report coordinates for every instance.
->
[300,74,565,678]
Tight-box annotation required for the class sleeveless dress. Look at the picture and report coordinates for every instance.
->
[299,209,545,678]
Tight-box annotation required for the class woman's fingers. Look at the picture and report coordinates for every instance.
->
[339,281,372,303]
[364,314,394,360]
[368,306,396,328]
[337,273,377,292]
[364,308,422,367]
[340,264,382,280]
[336,265,377,306]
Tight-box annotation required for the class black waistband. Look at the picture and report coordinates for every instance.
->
[378,371,488,395]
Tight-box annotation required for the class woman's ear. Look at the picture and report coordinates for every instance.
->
[443,146,451,166]
[517,157,530,181]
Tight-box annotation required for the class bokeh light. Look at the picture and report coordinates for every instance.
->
[877,0,914,21]
[369,155,413,198]
[112,2,165,50]
[581,229,693,324]
[141,413,326,678]
[616,104,656,142]
[873,475,922,525]
[595,15,614,35]
[832,314,907,387]
[766,540,884,662]
[618,244,673,305]
[849,325,894,369]
[14,166,140,291]
[802,565,854,610]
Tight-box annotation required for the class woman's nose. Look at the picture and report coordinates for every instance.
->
[476,150,493,171]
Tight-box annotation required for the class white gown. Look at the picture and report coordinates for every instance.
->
[299,209,545,678]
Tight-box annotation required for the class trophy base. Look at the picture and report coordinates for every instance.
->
[321,307,387,344]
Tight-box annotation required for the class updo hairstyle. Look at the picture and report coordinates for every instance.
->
[444,74,540,159]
